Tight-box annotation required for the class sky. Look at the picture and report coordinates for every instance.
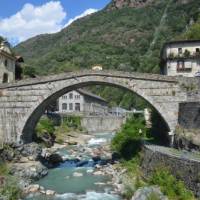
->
[0,0,111,45]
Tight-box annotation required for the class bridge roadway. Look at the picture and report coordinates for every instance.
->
[0,70,199,145]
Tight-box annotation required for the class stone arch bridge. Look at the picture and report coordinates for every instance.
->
[0,70,199,145]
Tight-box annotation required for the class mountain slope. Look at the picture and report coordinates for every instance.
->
[14,0,200,76]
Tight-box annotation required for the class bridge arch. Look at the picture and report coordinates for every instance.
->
[0,70,183,145]
[21,78,172,143]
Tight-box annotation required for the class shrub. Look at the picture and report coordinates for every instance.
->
[62,116,82,131]
[0,159,8,176]
[35,117,55,138]
[111,115,147,160]
[148,167,194,200]
[1,184,22,200]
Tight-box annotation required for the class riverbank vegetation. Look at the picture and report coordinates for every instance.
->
[0,159,22,200]
[35,115,84,146]
[111,115,195,200]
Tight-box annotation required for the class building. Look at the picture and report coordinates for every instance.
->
[0,41,16,83]
[58,89,108,115]
[0,40,24,83]
[160,40,200,77]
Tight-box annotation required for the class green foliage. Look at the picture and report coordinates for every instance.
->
[149,167,194,200]
[35,117,55,138]
[35,116,84,145]
[0,36,4,43]
[147,192,161,200]
[111,115,147,160]
[182,16,200,40]
[0,159,8,176]
[13,0,200,109]
[23,65,36,78]
[62,116,82,131]
[14,0,200,110]
[1,183,22,200]
[0,160,22,200]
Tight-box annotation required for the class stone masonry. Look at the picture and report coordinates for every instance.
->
[141,144,200,196]
[0,70,199,145]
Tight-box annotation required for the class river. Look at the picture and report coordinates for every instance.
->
[25,132,123,200]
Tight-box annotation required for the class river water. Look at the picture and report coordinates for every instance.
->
[25,132,122,200]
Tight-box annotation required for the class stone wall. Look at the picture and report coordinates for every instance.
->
[178,102,200,129]
[141,145,200,196]
[81,116,125,133]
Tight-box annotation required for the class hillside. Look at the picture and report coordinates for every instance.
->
[15,0,200,76]
[14,0,200,109]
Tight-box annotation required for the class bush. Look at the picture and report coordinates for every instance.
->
[35,117,55,138]
[148,167,194,200]
[1,183,22,200]
[35,117,56,146]
[0,159,9,176]
[111,115,147,160]
[62,116,82,131]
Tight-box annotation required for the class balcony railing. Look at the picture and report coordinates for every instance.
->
[167,52,200,60]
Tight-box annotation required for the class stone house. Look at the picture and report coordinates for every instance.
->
[58,89,108,115]
[0,40,24,83]
[160,40,200,77]
[0,41,16,83]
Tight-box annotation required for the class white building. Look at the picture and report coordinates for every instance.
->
[58,89,108,115]
[0,41,16,83]
[160,40,200,77]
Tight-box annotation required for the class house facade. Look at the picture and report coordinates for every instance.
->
[0,41,16,83]
[160,40,200,77]
[58,89,108,115]
[0,40,24,83]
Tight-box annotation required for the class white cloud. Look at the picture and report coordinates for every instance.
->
[0,2,98,45]
[0,1,66,43]
[64,8,98,27]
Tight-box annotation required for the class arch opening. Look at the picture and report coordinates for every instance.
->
[21,81,171,144]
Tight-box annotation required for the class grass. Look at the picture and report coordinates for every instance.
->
[0,160,22,200]
[35,115,84,145]
[148,167,195,200]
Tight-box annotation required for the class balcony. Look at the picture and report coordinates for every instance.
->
[167,51,200,60]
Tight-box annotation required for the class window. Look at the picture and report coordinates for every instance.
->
[69,103,73,110]
[196,48,200,56]
[178,48,182,55]
[75,103,80,111]
[69,93,73,99]
[4,60,7,67]
[177,60,184,71]
[62,103,67,110]
[75,95,80,99]
[177,60,191,72]
[2,73,8,83]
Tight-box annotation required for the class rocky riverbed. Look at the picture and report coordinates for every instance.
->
[0,132,168,200]
[22,132,125,200]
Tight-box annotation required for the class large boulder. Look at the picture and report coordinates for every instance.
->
[10,161,48,183]
[131,186,168,200]
[19,143,42,160]
[47,153,63,165]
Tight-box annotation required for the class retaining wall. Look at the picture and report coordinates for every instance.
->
[81,116,125,133]
[141,145,200,196]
